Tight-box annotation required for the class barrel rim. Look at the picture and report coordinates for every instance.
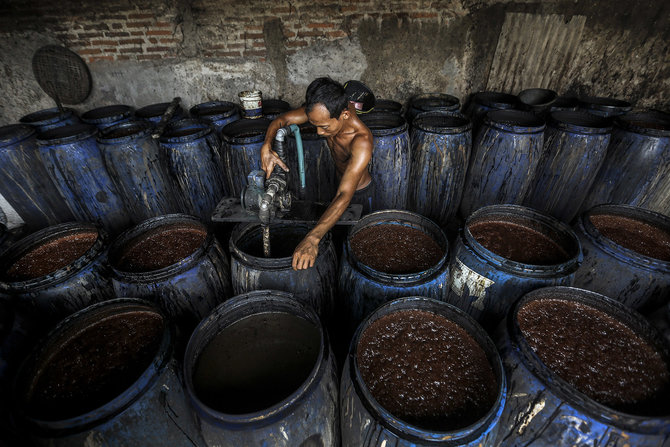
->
[473,91,518,109]
[221,118,271,143]
[13,297,172,435]
[159,118,214,143]
[484,110,545,133]
[229,222,333,269]
[508,286,670,429]
[548,111,613,134]
[108,213,213,281]
[349,296,507,442]
[20,107,75,126]
[413,110,472,134]
[374,98,403,113]
[614,111,670,137]
[345,209,450,284]
[0,124,37,147]
[359,112,408,136]
[190,100,239,120]
[97,120,154,144]
[81,104,134,124]
[462,204,583,277]
[579,95,633,113]
[409,93,461,112]
[183,290,329,426]
[549,96,580,112]
[0,222,107,292]
[36,123,97,145]
[579,204,670,273]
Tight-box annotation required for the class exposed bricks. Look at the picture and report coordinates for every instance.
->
[307,22,335,28]
[146,30,172,36]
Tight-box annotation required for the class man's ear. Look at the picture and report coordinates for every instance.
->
[340,109,351,120]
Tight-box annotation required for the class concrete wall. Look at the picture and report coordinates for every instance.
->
[0,0,668,125]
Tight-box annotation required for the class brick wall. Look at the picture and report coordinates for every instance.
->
[0,0,453,64]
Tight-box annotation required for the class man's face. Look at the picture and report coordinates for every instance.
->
[307,103,347,137]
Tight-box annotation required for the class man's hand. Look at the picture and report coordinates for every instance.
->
[260,142,290,179]
[292,234,320,270]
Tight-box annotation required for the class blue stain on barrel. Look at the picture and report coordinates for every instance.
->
[578,95,633,118]
[19,107,81,133]
[229,222,337,320]
[339,210,450,337]
[221,118,271,198]
[496,286,670,446]
[573,204,670,312]
[12,298,204,446]
[459,110,545,218]
[108,214,232,344]
[97,121,181,223]
[359,112,411,210]
[341,296,507,446]
[159,118,228,220]
[582,111,670,216]
[36,124,131,234]
[0,124,75,230]
[81,104,135,130]
[135,101,186,124]
[405,93,460,125]
[190,100,241,134]
[183,290,339,446]
[408,111,472,227]
[524,111,612,223]
[286,123,338,203]
[262,98,291,121]
[449,205,582,330]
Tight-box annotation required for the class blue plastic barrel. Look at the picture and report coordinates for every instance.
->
[36,124,131,234]
[13,298,204,447]
[582,112,670,215]
[135,101,185,124]
[108,214,232,341]
[0,222,114,327]
[496,286,670,447]
[360,112,411,210]
[341,296,507,446]
[81,104,134,130]
[229,222,337,320]
[339,210,450,336]
[459,110,545,218]
[374,99,403,115]
[0,124,74,230]
[573,204,670,311]
[449,205,582,329]
[159,118,228,220]
[183,290,339,446]
[189,100,240,134]
[221,118,271,198]
[286,123,338,203]
[405,93,460,125]
[463,91,518,134]
[19,107,80,132]
[263,98,291,121]
[524,111,612,223]
[408,111,472,227]
[579,95,632,118]
[97,121,180,222]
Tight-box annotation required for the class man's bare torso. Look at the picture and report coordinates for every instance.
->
[326,116,373,190]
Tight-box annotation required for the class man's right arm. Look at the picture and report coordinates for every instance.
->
[260,106,309,178]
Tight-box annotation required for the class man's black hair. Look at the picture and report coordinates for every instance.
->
[305,77,349,119]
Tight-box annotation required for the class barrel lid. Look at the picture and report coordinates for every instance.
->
[221,118,270,142]
[614,111,670,137]
[579,96,632,115]
[159,118,213,143]
[413,111,472,134]
[190,101,238,120]
[98,120,154,143]
[81,105,134,124]
[20,107,74,126]
[549,111,612,134]
[485,110,545,133]
[0,124,36,147]
[410,93,460,112]
[36,123,97,145]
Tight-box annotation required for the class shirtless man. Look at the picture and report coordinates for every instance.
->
[260,77,374,271]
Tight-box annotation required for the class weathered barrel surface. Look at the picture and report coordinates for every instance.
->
[81,104,134,129]
[190,101,241,134]
[405,93,460,125]
[221,118,271,198]
[19,107,80,132]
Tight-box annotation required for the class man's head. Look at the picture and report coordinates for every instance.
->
[305,77,350,137]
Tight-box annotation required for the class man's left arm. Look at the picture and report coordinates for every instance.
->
[292,135,372,270]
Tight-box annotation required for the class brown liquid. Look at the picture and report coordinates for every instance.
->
[193,312,320,414]
[350,224,444,274]
[5,231,98,281]
[469,220,570,265]
[357,310,498,431]
[116,224,207,272]
[239,226,308,258]
[518,298,670,415]
[26,310,164,420]
[590,214,670,261]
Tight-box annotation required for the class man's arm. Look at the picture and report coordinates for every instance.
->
[260,107,309,178]
[292,134,373,270]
